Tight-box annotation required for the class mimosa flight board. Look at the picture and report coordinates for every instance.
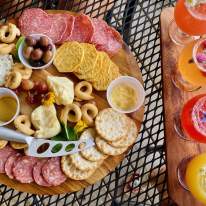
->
[161,8,206,206]
[0,9,145,195]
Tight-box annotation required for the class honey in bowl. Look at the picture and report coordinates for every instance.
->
[110,84,138,111]
[0,96,17,123]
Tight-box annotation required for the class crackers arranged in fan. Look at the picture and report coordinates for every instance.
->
[54,42,120,91]
[61,108,138,180]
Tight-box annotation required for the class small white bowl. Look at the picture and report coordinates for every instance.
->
[18,33,56,70]
[106,76,145,114]
[0,87,20,126]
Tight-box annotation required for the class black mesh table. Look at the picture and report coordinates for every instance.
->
[0,0,175,205]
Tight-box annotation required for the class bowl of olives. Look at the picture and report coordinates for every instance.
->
[18,34,56,69]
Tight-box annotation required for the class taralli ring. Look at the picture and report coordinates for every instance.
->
[75,81,94,101]
[5,71,22,89]
[14,115,35,136]
[0,43,15,55]
[81,103,98,126]
[60,104,82,123]
[12,63,32,80]
[0,23,20,43]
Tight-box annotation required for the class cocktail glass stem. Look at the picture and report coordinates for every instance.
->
[177,156,193,191]
[169,20,195,46]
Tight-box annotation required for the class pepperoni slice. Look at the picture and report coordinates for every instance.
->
[18,8,52,37]
[91,18,123,55]
[42,157,66,186]
[5,153,21,179]
[0,145,16,173]
[48,14,68,44]
[33,158,51,187]
[181,94,206,143]
[59,14,75,43]
[13,156,38,183]
[69,14,94,43]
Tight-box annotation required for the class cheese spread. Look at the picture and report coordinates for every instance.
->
[47,76,74,105]
[31,104,61,138]
[0,55,13,86]
[110,83,137,111]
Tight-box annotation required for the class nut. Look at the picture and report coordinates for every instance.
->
[21,79,34,91]
[39,36,49,47]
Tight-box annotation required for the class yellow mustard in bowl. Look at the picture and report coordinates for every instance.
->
[110,83,137,111]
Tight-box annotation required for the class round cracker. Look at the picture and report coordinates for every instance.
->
[61,156,96,180]
[108,117,138,148]
[80,128,107,162]
[54,41,84,73]
[95,108,128,141]
[70,152,98,171]
[0,139,8,149]
[95,136,128,156]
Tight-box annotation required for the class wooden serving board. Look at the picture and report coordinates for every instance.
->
[0,11,145,195]
[161,8,206,206]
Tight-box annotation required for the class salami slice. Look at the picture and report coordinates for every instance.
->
[18,8,52,37]
[13,156,38,183]
[0,145,16,173]
[5,153,21,179]
[48,14,68,44]
[42,157,66,186]
[59,14,75,43]
[91,18,122,55]
[69,14,94,43]
[33,158,51,187]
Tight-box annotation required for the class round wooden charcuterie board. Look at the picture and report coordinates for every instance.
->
[0,10,145,195]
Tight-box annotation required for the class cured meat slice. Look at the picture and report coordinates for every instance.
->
[69,14,94,43]
[5,153,21,179]
[48,14,68,44]
[33,158,51,187]
[13,156,38,183]
[18,8,52,37]
[59,14,75,43]
[91,18,123,55]
[42,157,66,186]
[0,145,16,173]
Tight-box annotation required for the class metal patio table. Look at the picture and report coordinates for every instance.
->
[0,0,175,205]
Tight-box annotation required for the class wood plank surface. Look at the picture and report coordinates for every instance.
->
[0,10,145,195]
[161,7,206,206]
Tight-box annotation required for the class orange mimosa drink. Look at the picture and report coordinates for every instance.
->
[175,0,206,36]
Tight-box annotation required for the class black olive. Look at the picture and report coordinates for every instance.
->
[29,59,45,67]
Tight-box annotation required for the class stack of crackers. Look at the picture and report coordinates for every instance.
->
[61,108,138,180]
[54,42,120,91]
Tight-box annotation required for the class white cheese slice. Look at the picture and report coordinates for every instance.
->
[31,104,61,138]
[0,55,13,86]
[47,76,74,105]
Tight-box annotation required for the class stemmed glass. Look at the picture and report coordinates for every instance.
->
[169,0,206,46]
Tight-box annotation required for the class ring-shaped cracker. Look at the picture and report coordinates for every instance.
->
[12,63,32,80]
[60,104,82,123]
[75,81,94,101]
[81,103,98,126]
[14,115,35,136]
[5,71,22,89]
[0,23,20,43]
